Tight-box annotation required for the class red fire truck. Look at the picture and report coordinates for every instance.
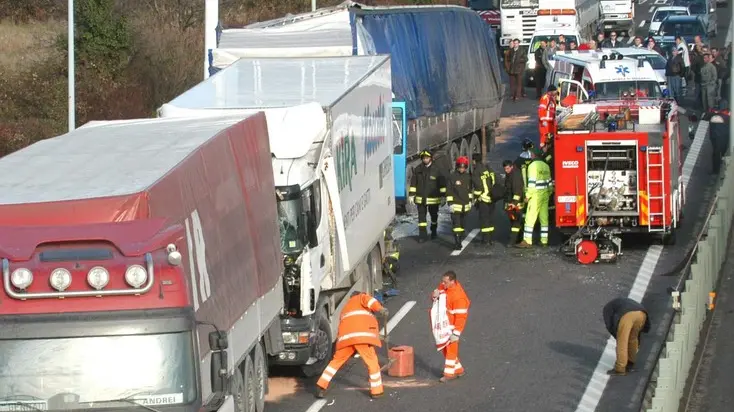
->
[0,114,284,412]
[553,85,684,264]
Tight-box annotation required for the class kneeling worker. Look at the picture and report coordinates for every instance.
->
[316,292,389,398]
[603,297,651,376]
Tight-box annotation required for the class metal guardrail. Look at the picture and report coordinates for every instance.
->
[642,151,734,410]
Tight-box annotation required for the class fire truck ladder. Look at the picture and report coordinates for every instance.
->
[646,147,666,232]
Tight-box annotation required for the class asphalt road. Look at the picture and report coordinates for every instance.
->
[262,80,719,411]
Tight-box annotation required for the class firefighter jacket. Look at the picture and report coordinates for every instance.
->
[446,170,474,212]
[505,166,525,207]
[472,163,496,203]
[335,293,384,350]
[437,281,471,337]
[409,163,446,205]
[525,159,552,199]
[603,297,651,339]
[538,94,556,124]
[515,156,533,187]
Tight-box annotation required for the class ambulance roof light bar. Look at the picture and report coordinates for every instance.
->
[538,9,576,15]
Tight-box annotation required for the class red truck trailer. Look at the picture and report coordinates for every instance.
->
[0,114,284,412]
[553,99,684,264]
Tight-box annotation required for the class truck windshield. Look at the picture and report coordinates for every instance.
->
[501,0,538,8]
[0,332,196,410]
[469,0,500,9]
[659,21,704,36]
[594,81,663,99]
[277,198,304,254]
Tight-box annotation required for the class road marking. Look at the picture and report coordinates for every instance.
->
[386,300,417,334]
[648,6,655,13]
[638,20,646,28]
[654,0,667,4]
[678,106,687,115]
[638,0,648,4]
[450,228,479,256]
[305,400,327,412]
[573,119,707,412]
[727,23,733,45]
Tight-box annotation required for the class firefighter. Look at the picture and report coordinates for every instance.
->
[703,99,730,174]
[503,159,525,244]
[517,150,551,248]
[540,136,556,218]
[431,270,470,382]
[538,85,558,145]
[603,297,651,376]
[408,150,446,242]
[316,291,389,399]
[446,156,474,250]
[471,154,497,245]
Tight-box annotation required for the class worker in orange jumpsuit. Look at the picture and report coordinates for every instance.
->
[431,270,471,382]
[316,291,389,399]
[538,85,558,148]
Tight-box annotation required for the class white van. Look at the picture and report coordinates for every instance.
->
[525,28,582,85]
[600,47,668,92]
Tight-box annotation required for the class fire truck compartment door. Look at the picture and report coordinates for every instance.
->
[558,79,589,108]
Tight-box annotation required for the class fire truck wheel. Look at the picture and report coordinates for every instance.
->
[576,240,599,265]
[252,342,267,412]
[301,309,333,377]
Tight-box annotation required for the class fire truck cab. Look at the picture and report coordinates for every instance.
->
[550,52,683,264]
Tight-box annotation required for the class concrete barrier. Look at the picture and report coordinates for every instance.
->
[642,134,734,410]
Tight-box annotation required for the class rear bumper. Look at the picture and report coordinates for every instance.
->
[557,225,671,235]
[600,19,634,31]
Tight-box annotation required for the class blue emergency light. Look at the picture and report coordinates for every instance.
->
[640,145,647,152]
[576,146,584,152]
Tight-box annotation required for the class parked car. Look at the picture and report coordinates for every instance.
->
[649,6,689,36]
[655,15,709,49]
[669,0,717,37]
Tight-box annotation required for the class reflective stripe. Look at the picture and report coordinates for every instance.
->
[440,187,447,193]
[408,187,417,193]
[418,222,428,227]
[325,366,338,375]
[453,330,462,336]
[337,332,378,341]
[367,298,378,308]
[370,372,381,380]
[445,360,456,366]
[443,368,455,375]
[342,310,372,319]
[448,309,468,314]
[512,194,521,200]
[446,196,454,202]
[320,374,334,382]
[370,380,383,388]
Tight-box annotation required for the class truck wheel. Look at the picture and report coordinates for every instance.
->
[252,342,267,412]
[300,310,333,377]
[469,133,482,158]
[233,358,256,412]
[449,142,460,169]
[459,139,470,161]
[367,246,383,293]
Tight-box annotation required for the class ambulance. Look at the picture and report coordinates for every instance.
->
[548,50,668,109]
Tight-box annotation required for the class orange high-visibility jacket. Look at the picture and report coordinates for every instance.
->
[538,94,556,123]
[438,282,471,336]
[335,293,384,350]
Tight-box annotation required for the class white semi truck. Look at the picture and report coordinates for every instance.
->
[159,55,396,377]
[599,0,634,37]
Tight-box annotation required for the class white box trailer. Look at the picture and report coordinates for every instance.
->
[159,55,395,376]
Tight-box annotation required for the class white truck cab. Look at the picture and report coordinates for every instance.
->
[549,51,667,108]
[599,0,634,37]
[526,28,582,85]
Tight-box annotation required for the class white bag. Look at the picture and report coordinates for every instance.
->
[430,292,453,351]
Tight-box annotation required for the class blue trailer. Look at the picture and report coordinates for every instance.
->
[211,2,505,209]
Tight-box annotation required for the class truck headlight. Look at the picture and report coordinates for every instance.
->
[282,332,310,344]
[50,268,72,292]
[10,268,33,290]
[125,265,148,288]
[87,266,110,290]
[710,115,725,124]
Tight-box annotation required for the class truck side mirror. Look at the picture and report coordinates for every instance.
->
[210,350,228,394]
[209,331,228,351]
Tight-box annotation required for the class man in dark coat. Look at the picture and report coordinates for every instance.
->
[603,297,651,376]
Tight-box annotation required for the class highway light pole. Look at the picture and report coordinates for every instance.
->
[68,0,75,132]
[312,0,316,11]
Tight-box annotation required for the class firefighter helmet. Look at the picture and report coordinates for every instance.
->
[456,156,470,168]
[419,150,432,158]
[522,138,534,151]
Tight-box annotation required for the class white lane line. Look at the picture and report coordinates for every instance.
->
[678,106,687,115]
[305,400,327,412]
[648,6,655,13]
[727,22,733,45]
[386,300,417,334]
[654,0,667,4]
[638,20,646,28]
[450,228,479,256]
[573,119,708,412]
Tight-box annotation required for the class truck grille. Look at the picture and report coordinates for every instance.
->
[521,15,537,43]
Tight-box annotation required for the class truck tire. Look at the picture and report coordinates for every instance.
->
[367,246,383,293]
[252,342,267,412]
[448,142,460,172]
[459,139,470,161]
[233,357,256,412]
[469,133,482,158]
[300,309,333,377]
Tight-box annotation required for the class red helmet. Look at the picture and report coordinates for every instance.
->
[456,156,469,167]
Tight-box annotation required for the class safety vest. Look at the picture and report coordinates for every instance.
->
[538,94,556,123]
[472,163,496,203]
[409,162,447,205]
[437,281,471,337]
[335,293,383,350]
[526,159,552,198]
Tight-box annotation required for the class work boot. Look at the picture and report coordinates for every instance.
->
[606,368,627,376]
[430,225,438,240]
[515,240,532,248]
[453,234,462,250]
[418,227,428,243]
[315,387,326,398]
[626,362,636,372]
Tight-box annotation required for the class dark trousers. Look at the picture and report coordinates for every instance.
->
[710,123,730,174]
[509,73,523,99]
[535,68,546,97]
[417,204,439,234]
[477,202,495,234]
[451,211,468,235]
